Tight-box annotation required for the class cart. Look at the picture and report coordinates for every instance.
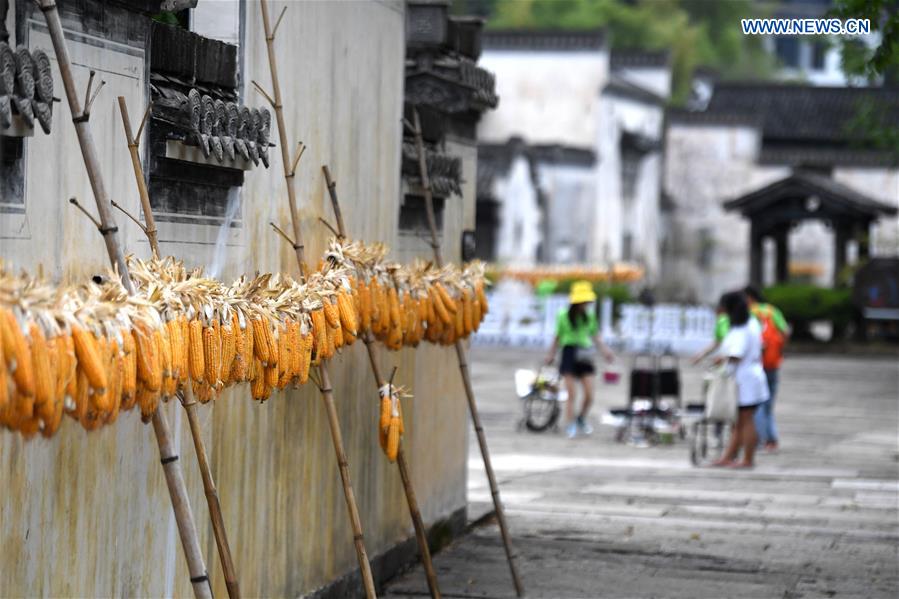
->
[606,352,685,446]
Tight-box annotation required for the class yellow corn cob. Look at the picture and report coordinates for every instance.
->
[0,339,8,411]
[134,326,161,392]
[203,324,221,388]
[188,319,205,383]
[264,363,278,388]
[166,319,182,381]
[322,318,336,360]
[417,295,429,322]
[0,308,14,361]
[430,287,452,325]
[387,321,403,351]
[425,306,442,343]
[17,409,42,438]
[230,313,247,382]
[343,325,357,346]
[40,386,64,437]
[369,277,382,324]
[4,311,35,398]
[289,321,301,379]
[323,297,340,329]
[106,344,123,424]
[359,279,372,332]
[472,290,483,328]
[386,415,400,462]
[251,359,269,401]
[397,397,405,435]
[193,380,214,404]
[121,341,137,411]
[376,281,390,333]
[388,287,402,329]
[476,282,489,315]
[70,367,89,422]
[220,321,235,384]
[331,318,344,350]
[436,283,457,313]
[28,323,54,411]
[380,393,391,434]
[297,331,312,385]
[9,389,35,429]
[337,291,358,335]
[276,324,291,388]
[258,318,278,367]
[62,333,77,400]
[454,300,465,339]
[178,315,190,382]
[463,291,474,335]
[91,336,113,414]
[37,335,59,424]
[275,324,293,382]
[71,325,106,393]
[425,294,436,327]
[310,308,327,364]
[137,386,160,423]
[53,334,70,402]
[157,327,173,395]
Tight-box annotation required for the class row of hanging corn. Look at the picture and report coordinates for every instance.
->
[0,239,489,440]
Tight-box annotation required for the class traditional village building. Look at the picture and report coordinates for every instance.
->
[663,83,899,303]
[475,31,669,284]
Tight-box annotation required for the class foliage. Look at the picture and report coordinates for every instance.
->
[454,0,776,104]
[764,285,855,334]
[830,0,899,83]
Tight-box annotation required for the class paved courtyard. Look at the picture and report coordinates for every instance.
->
[385,348,899,598]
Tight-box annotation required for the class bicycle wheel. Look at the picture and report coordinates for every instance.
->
[524,394,560,432]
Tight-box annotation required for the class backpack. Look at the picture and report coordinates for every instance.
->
[756,305,784,370]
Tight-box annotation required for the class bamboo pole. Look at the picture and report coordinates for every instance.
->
[258,2,376,598]
[323,166,441,599]
[37,2,212,598]
[117,96,240,599]
[407,109,524,597]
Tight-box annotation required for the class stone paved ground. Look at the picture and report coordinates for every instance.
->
[385,348,899,598]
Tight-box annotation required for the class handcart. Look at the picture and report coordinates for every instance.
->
[686,368,734,466]
[605,352,685,446]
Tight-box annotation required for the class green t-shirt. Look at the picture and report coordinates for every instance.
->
[555,308,598,348]
[714,303,787,340]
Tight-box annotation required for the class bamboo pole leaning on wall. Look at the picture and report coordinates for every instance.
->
[256,2,377,598]
[36,2,213,598]
[322,166,442,599]
[406,109,524,597]
[117,96,241,599]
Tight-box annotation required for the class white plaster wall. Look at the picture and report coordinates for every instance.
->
[593,94,622,265]
[478,49,608,148]
[590,94,664,281]
[493,155,541,265]
[616,66,671,98]
[662,124,790,303]
[539,162,595,263]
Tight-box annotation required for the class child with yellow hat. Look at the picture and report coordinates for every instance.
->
[544,281,615,438]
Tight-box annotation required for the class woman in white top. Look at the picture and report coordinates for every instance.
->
[712,291,770,468]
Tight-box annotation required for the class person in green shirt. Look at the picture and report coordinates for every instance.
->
[544,281,614,439]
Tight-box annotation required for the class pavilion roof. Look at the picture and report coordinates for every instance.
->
[723,172,897,218]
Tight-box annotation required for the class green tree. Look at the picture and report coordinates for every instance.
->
[830,0,899,83]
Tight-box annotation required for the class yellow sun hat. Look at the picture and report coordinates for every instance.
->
[569,280,597,304]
